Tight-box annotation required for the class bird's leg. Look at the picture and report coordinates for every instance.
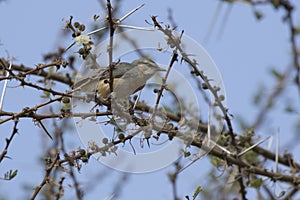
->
[90,89,110,111]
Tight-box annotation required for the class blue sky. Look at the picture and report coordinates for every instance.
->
[0,0,300,199]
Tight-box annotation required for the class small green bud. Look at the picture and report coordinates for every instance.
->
[79,24,86,32]
[62,97,70,104]
[102,137,109,144]
[202,83,208,90]
[81,156,88,163]
[118,133,125,140]
[77,149,86,156]
[74,22,80,28]
[78,48,85,55]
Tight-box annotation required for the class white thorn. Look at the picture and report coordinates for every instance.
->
[119,4,145,23]
[0,61,12,111]
[87,26,108,36]
[237,136,271,157]
[116,24,154,31]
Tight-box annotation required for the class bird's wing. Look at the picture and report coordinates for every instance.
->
[73,62,133,93]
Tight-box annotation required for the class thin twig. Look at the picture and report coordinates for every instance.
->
[151,53,178,121]
[107,0,115,96]
[0,118,19,163]
[30,153,59,200]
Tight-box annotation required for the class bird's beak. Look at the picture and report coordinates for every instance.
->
[156,67,166,72]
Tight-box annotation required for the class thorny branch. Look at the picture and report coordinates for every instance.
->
[0,58,73,86]
[150,15,247,198]
[0,117,19,163]
[106,0,116,95]
[30,153,60,200]
[150,16,236,146]
[151,53,178,121]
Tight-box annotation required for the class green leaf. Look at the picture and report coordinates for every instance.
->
[270,68,284,80]
[192,186,203,200]
[41,90,50,98]
[254,11,263,20]
[250,178,263,188]
[184,151,191,158]
[210,156,223,167]
[271,0,280,9]
[1,169,18,181]
[248,178,263,189]
[295,25,300,35]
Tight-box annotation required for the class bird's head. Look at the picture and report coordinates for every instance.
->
[131,57,165,77]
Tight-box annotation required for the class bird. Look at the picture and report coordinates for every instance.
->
[73,57,165,101]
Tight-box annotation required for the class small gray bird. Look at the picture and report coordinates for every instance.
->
[74,57,165,100]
